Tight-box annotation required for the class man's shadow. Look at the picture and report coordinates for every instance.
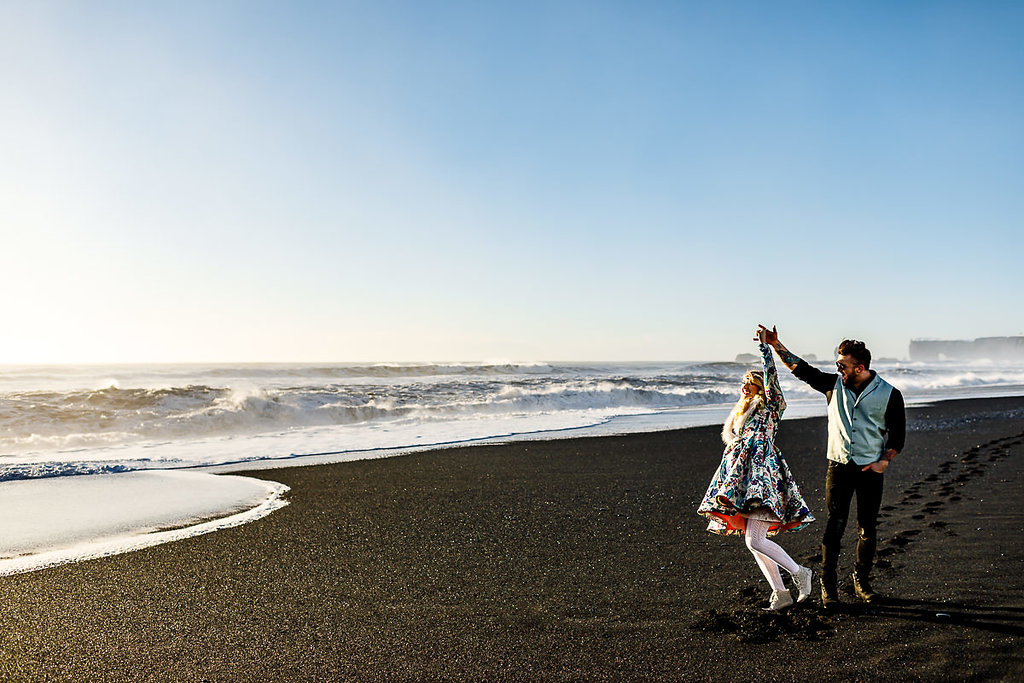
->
[841,596,1024,637]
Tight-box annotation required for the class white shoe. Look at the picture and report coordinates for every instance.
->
[793,566,813,603]
[762,589,794,611]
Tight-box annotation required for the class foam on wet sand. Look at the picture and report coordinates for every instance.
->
[0,471,288,576]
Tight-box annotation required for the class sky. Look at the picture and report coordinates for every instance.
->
[1,1,1022,363]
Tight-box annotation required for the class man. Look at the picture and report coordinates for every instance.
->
[758,325,905,609]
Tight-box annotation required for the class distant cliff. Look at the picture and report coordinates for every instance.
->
[909,336,1024,361]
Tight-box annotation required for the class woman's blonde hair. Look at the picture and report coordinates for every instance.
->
[737,370,766,414]
[742,370,766,402]
[722,370,767,443]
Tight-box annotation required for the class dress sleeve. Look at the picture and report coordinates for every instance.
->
[761,343,786,414]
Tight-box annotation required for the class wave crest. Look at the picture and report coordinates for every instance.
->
[3,360,1023,459]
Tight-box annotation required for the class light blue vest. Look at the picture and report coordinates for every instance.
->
[826,372,894,465]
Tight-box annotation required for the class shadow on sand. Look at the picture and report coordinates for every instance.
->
[693,588,1024,643]
[845,596,1024,637]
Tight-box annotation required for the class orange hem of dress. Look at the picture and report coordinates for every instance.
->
[704,510,806,535]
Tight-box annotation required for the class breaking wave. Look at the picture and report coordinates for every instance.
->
[2,359,1023,481]
[0,377,736,455]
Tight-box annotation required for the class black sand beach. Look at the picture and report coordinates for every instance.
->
[1,397,1023,681]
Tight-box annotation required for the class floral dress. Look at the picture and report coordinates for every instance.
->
[697,343,814,536]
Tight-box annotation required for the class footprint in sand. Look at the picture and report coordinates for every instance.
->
[888,530,921,547]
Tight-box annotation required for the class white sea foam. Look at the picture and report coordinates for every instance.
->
[3,359,1024,478]
[0,471,288,576]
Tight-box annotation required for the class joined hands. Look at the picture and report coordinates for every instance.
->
[755,324,778,345]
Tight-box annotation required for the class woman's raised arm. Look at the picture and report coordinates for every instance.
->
[760,342,787,413]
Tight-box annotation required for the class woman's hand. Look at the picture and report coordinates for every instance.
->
[755,324,778,345]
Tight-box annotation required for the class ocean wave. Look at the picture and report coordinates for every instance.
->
[875,365,1024,391]
[0,376,740,454]
[0,461,141,482]
[3,361,1023,458]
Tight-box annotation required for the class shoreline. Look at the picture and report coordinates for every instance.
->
[0,389,982,578]
[4,391,1022,582]
[201,387,1024,477]
[0,395,1022,680]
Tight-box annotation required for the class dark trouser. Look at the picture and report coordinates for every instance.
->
[821,460,884,582]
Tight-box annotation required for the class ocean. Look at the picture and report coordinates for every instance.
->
[4,358,1024,482]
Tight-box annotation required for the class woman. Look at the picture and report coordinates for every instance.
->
[697,328,815,611]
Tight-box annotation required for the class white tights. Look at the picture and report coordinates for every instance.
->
[744,517,799,591]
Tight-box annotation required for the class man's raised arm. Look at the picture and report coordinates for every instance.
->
[756,324,803,371]
[758,324,837,395]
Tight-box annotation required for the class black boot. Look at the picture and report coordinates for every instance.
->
[820,575,840,610]
[852,572,877,603]
[855,527,878,598]
[853,524,879,602]
[820,543,840,610]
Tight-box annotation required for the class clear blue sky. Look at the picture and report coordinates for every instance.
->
[1,1,1021,363]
